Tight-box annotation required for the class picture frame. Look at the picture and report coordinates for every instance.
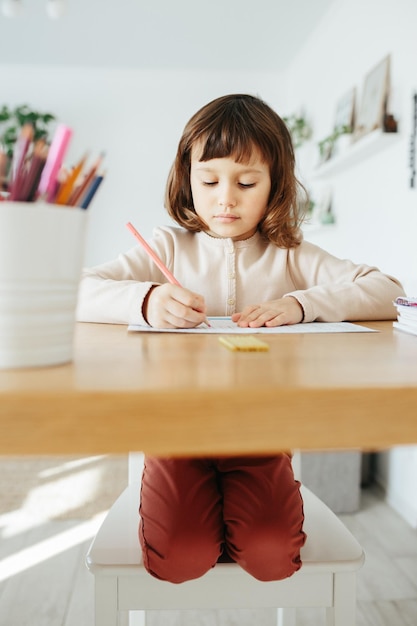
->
[354,55,391,138]
[334,87,356,131]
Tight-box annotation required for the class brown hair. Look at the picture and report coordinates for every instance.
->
[165,94,307,248]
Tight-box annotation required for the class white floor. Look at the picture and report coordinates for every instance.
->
[0,457,417,626]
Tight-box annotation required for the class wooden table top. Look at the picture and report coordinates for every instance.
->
[1,321,416,456]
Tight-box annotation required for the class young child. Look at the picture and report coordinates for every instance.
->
[77,94,404,584]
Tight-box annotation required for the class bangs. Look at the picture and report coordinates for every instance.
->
[196,128,259,163]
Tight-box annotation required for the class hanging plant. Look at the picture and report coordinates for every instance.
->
[318,124,352,162]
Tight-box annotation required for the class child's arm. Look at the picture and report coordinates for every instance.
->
[76,226,207,327]
[76,263,157,326]
[281,241,405,323]
[76,228,177,326]
[233,241,405,327]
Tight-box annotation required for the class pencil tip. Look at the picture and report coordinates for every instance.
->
[21,124,34,140]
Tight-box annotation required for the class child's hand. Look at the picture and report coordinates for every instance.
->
[143,284,208,329]
[232,296,304,328]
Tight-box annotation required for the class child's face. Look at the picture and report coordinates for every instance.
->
[190,146,271,241]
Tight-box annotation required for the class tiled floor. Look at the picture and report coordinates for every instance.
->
[0,456,416,625]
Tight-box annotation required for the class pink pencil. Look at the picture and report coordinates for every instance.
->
[126,222,181,285]
[126,222,211,326]
[38,123,73,201]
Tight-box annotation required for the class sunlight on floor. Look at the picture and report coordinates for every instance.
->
[0,455,127,581]
[0,512,106,582]
[1,457,109,537]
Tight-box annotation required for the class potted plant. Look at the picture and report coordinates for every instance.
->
[0,104,56,157]
[283,114,313,149]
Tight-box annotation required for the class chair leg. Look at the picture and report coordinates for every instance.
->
[277,607,296,626]
[329,572,357,626]
[326,607,335,626]
[95,576,118,626]
[128,611,146,626]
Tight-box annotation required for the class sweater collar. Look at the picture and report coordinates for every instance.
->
[197,230,263,249]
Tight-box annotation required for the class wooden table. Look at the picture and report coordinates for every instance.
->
[1,321,417,456]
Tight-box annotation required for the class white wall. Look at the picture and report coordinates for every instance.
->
[284,0,417,294]
[283,0,417,527]
[0,66,286,266]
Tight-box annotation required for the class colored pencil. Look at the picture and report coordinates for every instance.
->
[79,173,104,209]
[18,140,49,202]
[11,123,33,181]
[38,123,73,201]
[10,124,34,200]
[68,152,104,206]
[126,222,181,285]
[55,153,88,205]
[0,149,7,191]
[126,221,211,327]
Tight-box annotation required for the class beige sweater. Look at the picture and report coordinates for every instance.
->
[76,226,404,326]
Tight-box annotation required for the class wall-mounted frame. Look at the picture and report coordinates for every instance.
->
[334,87,356,131]
[354,54,390,138]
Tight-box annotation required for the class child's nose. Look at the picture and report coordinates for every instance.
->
[218,184,236,209]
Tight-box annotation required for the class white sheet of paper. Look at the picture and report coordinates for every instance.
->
[128,318,376,334]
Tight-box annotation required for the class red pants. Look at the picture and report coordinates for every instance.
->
[139,454,306,583]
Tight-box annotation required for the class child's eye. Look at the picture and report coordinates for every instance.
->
[203,181,217,186]
[238,182,256,188]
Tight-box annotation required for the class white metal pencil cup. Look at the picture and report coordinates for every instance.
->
[0,201,88,368]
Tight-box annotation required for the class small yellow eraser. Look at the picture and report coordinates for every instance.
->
[218,336,270,352]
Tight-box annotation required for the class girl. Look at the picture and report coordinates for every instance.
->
[77,94,404,584]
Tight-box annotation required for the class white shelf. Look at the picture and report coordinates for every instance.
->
[313,129,401,178]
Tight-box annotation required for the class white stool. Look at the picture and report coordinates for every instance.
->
[86,479,364,626]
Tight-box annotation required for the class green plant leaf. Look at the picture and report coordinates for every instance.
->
[0,103,57,158]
